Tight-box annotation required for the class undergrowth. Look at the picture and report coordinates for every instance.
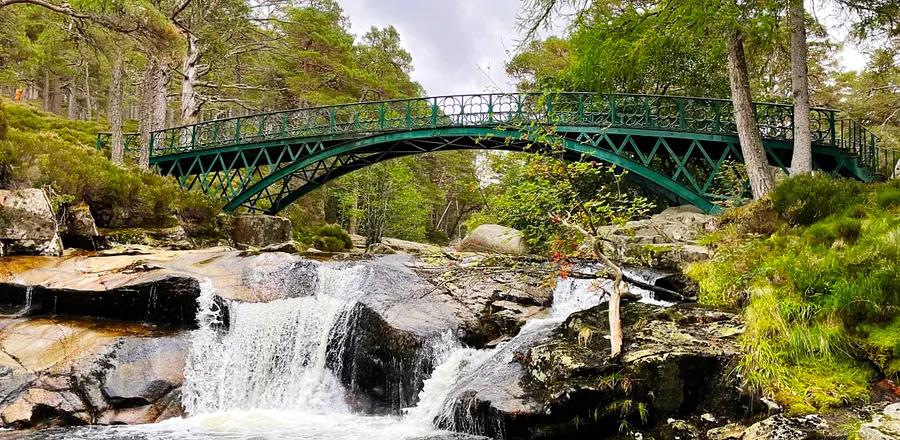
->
[687,174,900,415]
[0,100,222,234]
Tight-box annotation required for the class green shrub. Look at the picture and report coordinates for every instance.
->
[770,174,864,226]
[312,224,353,251]
[0,100,222,232]
[0,102,7,140]
[315,236,346,252]
[425,228,450,245]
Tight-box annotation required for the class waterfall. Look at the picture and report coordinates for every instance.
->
[182,265,368,415]
[403,267,669,436]
[48,258,672,439]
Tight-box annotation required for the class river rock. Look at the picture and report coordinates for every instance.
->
[596,205,716,269]
[0,189,63,256]
[442,302,748,439]
[335,302,433,414]
[231,214,292,249]
[458,224,528,255]
[0,318,185,429]
[104,225,193,250]
[860,403,900,440]
[413,257,554,346]
[742,414,830,440]
[60,202,106,251]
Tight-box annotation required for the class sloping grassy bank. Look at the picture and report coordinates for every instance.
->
[0,100,221,235]
[687,175,900,414]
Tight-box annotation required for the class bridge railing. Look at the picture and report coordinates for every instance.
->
[90,92,891,178]
[147,93,842,158]
[95,132,142,154]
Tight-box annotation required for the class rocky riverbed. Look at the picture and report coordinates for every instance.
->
[0,194,893,439]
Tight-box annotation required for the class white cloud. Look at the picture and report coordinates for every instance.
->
[338,0,870,96]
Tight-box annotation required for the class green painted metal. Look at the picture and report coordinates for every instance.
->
[92,92,896,214]
[95,132,142,155]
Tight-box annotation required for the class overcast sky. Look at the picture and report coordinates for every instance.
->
[338,0,870,97]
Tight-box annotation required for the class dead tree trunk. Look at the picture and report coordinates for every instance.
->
[726,30,775,198]
[789,0,812,174]
[108,49,125,164]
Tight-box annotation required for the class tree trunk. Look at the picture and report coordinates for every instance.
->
[726,30,775,199]
[83,64,93,120]
[66,83,78,119]
[49,76,63,115]
[138,56,171,169]
[789,0,812,174]
[180,32,202,125]
[43,70,50,111]
[108,49,125,164]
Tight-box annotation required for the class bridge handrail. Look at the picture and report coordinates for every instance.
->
[147,93,833,153]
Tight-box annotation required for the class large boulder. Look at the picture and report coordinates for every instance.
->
[230,214,292,249]
[741,414,830,440]
[0,189,63,256]
[442,303,749,439]
[458,224,527,255]
[95,335,189,425]
[60,202,106,250]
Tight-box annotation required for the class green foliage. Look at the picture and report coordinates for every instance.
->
[688,176,900,413]
[0,102,7,140]
[312,224,353,252]
[0,100,222,231]
[475,151,655,253]
[316,236,347,252]
[769,174,865,225]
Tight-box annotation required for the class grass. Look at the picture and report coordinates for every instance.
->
[0,100,222,235]
[688,174,900,414]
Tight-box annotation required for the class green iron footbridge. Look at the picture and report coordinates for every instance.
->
[96,93,897,214]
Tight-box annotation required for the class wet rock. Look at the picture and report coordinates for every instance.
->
[367,242,397,255]
[860,403,900,440]
[99,335,187,408]
[443,303,749,439]
[742,414,830,440]
[60,203,106,251]
[231,214,292,249]
[416,260,554,346]
[0,189,63,257]
[104,225,193,250]
[458,225,528,255]
[0,276,209,328]
[334,302,432,414]
[0,379,91,428]
[0,318,183,429]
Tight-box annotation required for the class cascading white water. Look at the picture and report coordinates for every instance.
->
[182,265,366,414]
[36,258,672,440]
[402,268,671,435]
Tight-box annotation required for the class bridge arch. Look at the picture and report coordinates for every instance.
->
[222,128,720,214]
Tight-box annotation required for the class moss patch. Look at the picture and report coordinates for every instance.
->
[688,175,900,414]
